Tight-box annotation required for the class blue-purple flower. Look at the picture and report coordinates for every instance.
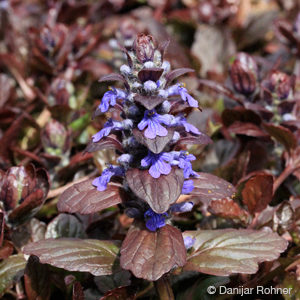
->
[166,83,198,107]
[138,110,173,139]
[144,209,168,231]
[92,119,132,142]
[182,180,194,194]
[141,151,173,178]
[99,87,127,113]
[92,165,125,191]
[170,201,194,213]
[172,116,201,135]
[171,151,198,178]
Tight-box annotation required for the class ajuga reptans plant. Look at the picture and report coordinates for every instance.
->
[24,34,288,296]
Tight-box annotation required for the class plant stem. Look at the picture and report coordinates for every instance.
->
[154,276,174,300]
[273,165,296,194]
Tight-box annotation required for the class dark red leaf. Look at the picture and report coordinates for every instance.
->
[0,241,14,260]
[73,282,84,300]
[23,238,121,276]
[263,123,297,151]
[133,128,174,154]
[24,256,51,300]
[120,224,186,281]
[8,189,44,224]
[189,172,236,205]
[0,212,4,246]
[134,95,165,110]
[208,198,249,223]
[222,108,262,127]
[242,174,274,214]
[165,68,194,86]
[126,168,184,213]
[84,135,124,153]
[100,286,136,300]
[57,179,125,214]
[138,68,164,83]
[228,122,269,137]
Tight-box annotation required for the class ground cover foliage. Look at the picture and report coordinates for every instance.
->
[0,0,300,299]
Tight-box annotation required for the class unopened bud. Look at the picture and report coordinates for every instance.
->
[264,71,293,100]
[230,53,258,95]
[133,34,156,63]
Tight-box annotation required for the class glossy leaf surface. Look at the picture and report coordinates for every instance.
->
[121,225,186,281]
[23,238,120,276]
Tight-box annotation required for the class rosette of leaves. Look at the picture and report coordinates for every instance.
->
[0,164,49,227]
[23,34,288,297]
[0,164,49,296]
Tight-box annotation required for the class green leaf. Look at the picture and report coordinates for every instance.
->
[183,229,287,276]
[0,254,26,296]
[69,113,90,131]
[23,238,121,276]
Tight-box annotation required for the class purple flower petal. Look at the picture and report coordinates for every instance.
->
[182,180,195,194]
[144,209,168,231]
[141,152,173,178]
[92,165,125,191]
[184,236,196,249]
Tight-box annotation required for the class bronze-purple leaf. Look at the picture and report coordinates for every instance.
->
[165,68,194,86]
[99,73,129,90]
[120,224,186,281]
[126,168,184,213]
[183,229,287,276]
[228,122,269,138]
[85,135,124,153]
[134,95,165,110]
[133,128,174,154]
[23,238,120,276]
[175,131,212,147]
[138,68,163,83]
[263,123,297,151]
[57,179,125,214]
[189,172,236,205]
[242,174,274,215]
[24,255,51,300]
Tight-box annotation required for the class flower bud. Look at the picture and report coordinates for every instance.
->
[230,53,258,95]
[41,120,70,156]
[263,71,293,100]
[133,34,156,63]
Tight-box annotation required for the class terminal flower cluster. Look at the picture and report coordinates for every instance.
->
[89,34,211,232]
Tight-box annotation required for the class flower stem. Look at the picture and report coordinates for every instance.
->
[154,276,174,300]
